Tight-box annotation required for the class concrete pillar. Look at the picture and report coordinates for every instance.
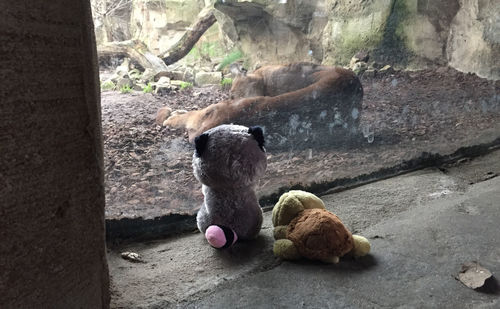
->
[0,1,109,308]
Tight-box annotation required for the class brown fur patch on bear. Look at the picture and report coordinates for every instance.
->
[287,208,354,261]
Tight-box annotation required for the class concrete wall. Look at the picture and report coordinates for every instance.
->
[0,1,109,308]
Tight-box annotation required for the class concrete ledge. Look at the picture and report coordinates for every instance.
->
[109,150,500,308]
[106,140,500,242]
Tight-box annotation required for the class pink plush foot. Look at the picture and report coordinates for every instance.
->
[205,225,238,249]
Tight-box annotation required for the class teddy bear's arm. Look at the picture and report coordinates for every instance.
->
[273,225,288,240]
[273,239,301,260]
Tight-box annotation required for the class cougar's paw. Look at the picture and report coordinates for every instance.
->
[155,107,172,125]
[162,109,189,127]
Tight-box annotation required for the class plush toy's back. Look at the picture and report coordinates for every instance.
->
[193,124,267,248]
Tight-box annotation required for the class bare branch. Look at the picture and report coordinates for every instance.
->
[105,0,132,16]
[91,1,105,16]
[161,8,217,65]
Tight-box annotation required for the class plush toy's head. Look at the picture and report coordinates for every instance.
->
[192,124,267,189]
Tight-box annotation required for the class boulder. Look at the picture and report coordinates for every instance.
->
[378,65,394,75]
[115,58,130,77]
[170,80,185,87]
[156,76,170,84]
[101,80,115,91]
[116,77,134,89]
[133,83,145,91]
[447,0,500,80]
[128,69,142,80]
[184,68,195,83]
[140,68,155,83]
[154,76,174,95]
[349,51,370,68]
[351,62,368,75]
[363,69,377,78]
[194,71,222,86]
[169,71,186,81]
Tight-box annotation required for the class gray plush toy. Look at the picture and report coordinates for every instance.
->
[193,124,267,248]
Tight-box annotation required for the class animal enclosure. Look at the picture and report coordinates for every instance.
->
[93,1,500,229]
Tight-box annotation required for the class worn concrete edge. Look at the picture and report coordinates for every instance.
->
[106,214,197,242]
[262,137,500,204]
[105,137,500,242]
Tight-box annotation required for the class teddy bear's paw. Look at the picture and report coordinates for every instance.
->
[320,256,340,264]
[205,225,238,249]
[351,235,371,257]
[273,239,301,260]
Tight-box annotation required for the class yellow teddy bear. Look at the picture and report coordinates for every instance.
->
[272,190,370,263]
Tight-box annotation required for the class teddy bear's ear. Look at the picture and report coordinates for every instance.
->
[248,126,265,151]
[194,133,209,157]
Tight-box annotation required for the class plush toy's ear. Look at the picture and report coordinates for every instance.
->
[248,126,265,151]
[194,133,209,157]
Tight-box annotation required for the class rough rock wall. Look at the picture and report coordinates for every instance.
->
[215,0,499,80]
[215,0,328,67]
[130,0,207,54]
[92,0,212,53]
[0,1,109,308]
[93,0,499,79]
[447,0,500,80]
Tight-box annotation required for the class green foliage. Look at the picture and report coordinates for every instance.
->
[128,69,142,80]
[217,50,243,70]
[200,42,222,58]
[180,82,193,90]
[221,78,232,89]
[142,83,153,93]
[101,80,115,91]
[120,84,132,94]
[186,41,225,62]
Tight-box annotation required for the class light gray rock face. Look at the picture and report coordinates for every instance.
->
[130,0,207,54]
[447,0,500,80]
[155,76,174,94]
[214,1,328,68]
[93,0,499,80]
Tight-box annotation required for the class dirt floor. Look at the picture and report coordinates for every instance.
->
[102,67,500,219]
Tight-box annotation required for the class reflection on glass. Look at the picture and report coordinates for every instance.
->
[93,0,500,220]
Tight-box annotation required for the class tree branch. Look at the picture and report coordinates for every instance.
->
[160,8,217,65]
